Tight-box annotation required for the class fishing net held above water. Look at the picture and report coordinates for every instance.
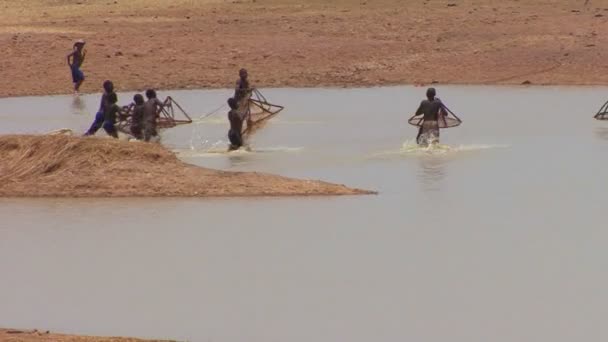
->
[408,103,462,128]
[594,101,608,120]
[241,89,284,136]
[116,96,192,135]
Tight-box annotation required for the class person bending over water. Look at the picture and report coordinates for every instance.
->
[227,97,245,151]
[67,39,86,94]
[84,80,114,136]
[414,87,446,146]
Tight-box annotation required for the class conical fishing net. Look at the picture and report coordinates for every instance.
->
[594,101,608,120]
[241,89,284,135]
[408,103,462,128]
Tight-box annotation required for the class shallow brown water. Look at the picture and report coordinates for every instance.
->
[1,86,608,342]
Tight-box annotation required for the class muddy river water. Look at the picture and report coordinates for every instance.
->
[1,86,608,342]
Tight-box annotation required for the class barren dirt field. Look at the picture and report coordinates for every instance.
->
[0,329,173,342]
[2,0,608,97]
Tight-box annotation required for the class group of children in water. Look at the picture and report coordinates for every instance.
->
[69,39,164,141]
[69,39,450,147]
[83,80,164,142]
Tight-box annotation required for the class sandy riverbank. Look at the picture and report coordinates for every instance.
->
[0,329,172,342]
[1,0,608,98]
[0,135,373,197]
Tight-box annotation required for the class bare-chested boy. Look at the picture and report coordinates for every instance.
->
[234,68,252,105]
[130,94,145,140]
[84,80,114,136]
[227,97,245,151]
[67,39,87,94]
[102,92,120,139]
[143,89,164,142]
[414,88,446,146]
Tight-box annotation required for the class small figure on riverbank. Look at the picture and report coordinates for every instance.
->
[67,39,87,94]
[84,80,114,136]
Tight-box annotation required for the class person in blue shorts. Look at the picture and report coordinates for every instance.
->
[102,92,120,139]
[67,39,87,94]
[84,80,114,136]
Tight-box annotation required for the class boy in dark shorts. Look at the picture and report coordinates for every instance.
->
[130,94,145,140]
[67,39,87,94]
[143,89,164,142]
[234,68,251,105]
[227,97,244,150]
[414,87,445,146]
[102,92,120,138]
[84,80,114,136]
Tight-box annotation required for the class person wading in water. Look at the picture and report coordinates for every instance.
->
[143,89,164,142]
[102,92,120,138]
[227,97,246,151]
[130,94,145,140]
[414,87,446,146]
[84,80,114,136]
[234,68,252,104]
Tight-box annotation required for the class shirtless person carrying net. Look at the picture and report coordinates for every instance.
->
[408,88,462,146]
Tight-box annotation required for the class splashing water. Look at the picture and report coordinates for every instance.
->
[177,142,304,158]
[400,140,452,154]
[369,140,508,159]
[194,117,227,125]
[187,100,231,150]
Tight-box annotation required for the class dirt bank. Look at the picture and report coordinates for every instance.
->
[1,0,607,97]
[0,135,372,197]
[0,329,170,342]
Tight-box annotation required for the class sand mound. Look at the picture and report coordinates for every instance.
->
[0,135,373,197]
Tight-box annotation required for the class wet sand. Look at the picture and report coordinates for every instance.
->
[2,0,608,97]
[0,135,373,197]
[0,329,171,342]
